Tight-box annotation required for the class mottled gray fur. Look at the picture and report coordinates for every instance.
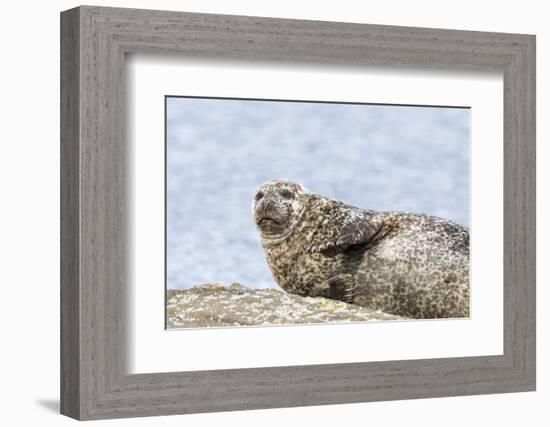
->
[252,179,470,319]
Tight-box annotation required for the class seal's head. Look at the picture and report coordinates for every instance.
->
[252,179,308,240]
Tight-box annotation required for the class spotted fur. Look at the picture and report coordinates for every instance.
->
[252,179,470,319]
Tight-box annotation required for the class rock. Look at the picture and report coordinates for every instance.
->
[166,283,404,328]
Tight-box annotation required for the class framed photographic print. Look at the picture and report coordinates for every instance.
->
[60,5,536,420]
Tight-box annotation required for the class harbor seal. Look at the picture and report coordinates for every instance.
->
[252,179,469,318]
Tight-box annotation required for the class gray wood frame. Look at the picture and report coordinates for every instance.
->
[60,5,536,420]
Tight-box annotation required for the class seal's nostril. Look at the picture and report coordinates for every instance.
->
[262,199,275,211]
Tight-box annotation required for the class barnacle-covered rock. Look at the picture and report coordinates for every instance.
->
[166,283,403,329]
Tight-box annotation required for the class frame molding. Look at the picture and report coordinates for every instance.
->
[60,5,536,420]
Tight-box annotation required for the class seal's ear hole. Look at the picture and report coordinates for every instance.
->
[255,191,264,201]
[280,189,293,199]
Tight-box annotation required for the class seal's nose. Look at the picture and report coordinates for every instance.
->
[260,199,276,212]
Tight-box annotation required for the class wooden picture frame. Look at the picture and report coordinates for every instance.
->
[60,5,536,420]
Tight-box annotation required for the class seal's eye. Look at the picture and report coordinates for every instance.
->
[280,189,293,199]
[255,191,264,201]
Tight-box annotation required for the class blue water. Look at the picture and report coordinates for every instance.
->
[166,97,469,289]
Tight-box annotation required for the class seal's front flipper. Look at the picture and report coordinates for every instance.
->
[309,273,356,304]
[307,213,389,254]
